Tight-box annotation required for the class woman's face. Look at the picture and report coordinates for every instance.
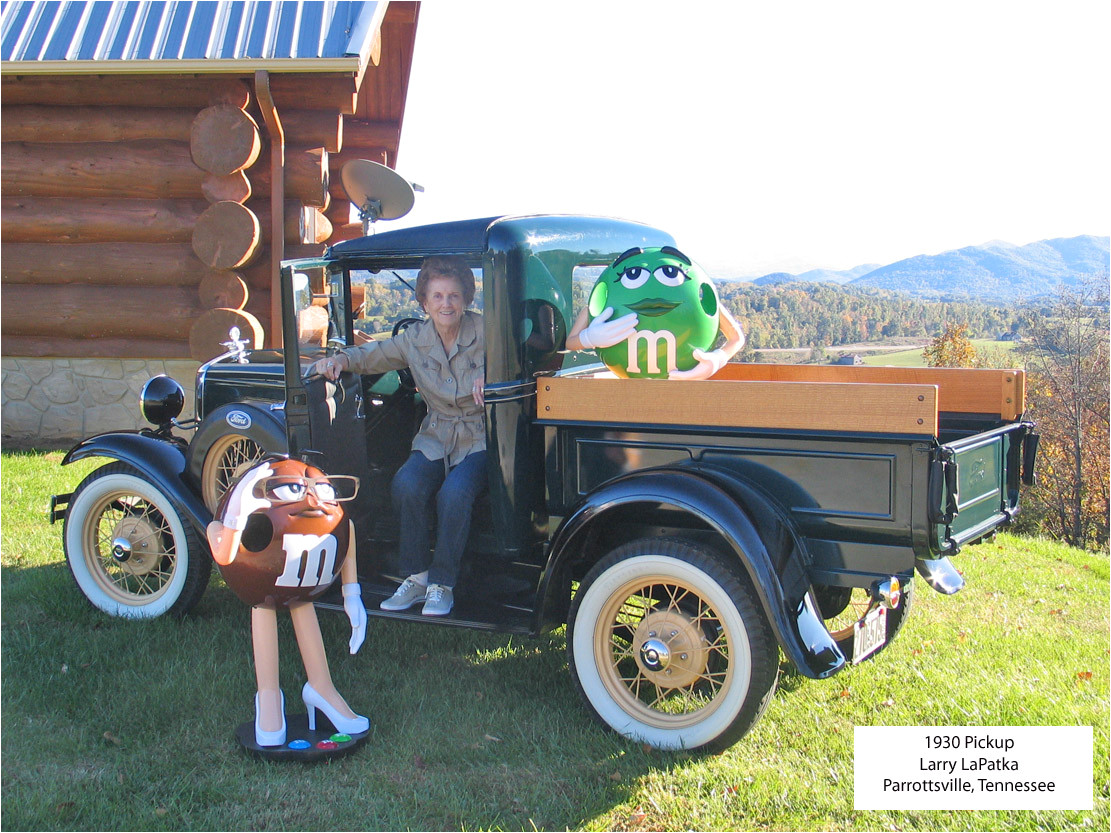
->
[422,275,466,332]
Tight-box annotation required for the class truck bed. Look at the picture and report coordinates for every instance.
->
[535,362,1031,581]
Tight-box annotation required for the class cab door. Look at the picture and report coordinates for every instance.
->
[280,261,375,539]
[281,260,422,577]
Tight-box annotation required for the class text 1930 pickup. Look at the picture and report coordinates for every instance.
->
[52,215,1037,751]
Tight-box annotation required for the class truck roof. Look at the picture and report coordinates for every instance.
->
[324,214,675,263]
[328,216,501,258]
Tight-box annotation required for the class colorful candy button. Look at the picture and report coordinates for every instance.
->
[288,739,311,750]
[330,733,352,743]
[315,740,339,750]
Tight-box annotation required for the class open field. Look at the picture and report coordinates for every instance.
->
[861,340,1020,368]
[2,450,1107,831]
[754,339,1020,368]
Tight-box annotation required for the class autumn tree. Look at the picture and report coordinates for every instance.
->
[923,323,978,367]
[1016,279,1110,549]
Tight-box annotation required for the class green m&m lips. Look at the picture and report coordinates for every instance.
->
[588,247,720,379]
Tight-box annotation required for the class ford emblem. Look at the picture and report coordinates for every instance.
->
[226,410,252,430]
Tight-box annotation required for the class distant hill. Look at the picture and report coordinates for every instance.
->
[851,235,1109,301]
[751,272,795,286]
[795,263,881,284]
[748,236,1108,301]
[752,264,879,286]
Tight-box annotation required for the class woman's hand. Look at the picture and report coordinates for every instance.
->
[309,352,350,381]
[473,375,485,407]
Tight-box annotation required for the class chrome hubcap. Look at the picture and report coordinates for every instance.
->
[639,638,670,671]
[111,537,132,562]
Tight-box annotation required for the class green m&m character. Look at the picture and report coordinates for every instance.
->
[582,247,723,379]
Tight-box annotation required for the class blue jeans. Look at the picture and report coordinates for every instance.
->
[390,450,487,588]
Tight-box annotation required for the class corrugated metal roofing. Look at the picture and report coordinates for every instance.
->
[1,1,383,68]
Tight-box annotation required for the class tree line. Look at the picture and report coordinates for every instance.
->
[358,275,1021,350]
[717,282,1018,350]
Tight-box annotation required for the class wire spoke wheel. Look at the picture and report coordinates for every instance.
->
[599,578,731,724]
[64,463,209,618]
[86,494,178,603]
[823,588,875,641]
[569,537,778,751]
[201,434,266,511]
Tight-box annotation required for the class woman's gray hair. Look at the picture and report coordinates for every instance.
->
[415,255,475,306]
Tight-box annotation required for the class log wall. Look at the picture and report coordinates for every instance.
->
[0,74,374,364]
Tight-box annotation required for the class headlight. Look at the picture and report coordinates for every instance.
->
[140,375,185,426]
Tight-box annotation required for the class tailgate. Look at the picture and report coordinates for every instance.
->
[929,421,1037,553]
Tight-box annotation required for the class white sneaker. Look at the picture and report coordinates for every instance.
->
[380,578,427,611]
[422,584,453,616]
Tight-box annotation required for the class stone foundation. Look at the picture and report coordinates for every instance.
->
[1,358,199,450]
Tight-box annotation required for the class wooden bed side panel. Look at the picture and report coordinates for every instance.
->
[714,364,1025,420]
[537,376,939,436]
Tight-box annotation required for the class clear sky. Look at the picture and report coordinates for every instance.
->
[383,1,1110,279]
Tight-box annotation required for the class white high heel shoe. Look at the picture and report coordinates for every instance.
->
[302,682,369,734]
[254,691,287,747]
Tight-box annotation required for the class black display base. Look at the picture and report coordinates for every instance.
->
[235,712,370,761]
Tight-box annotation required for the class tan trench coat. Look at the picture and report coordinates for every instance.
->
[340,311,485,466]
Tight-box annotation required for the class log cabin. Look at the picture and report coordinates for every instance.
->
[1,0,420,446]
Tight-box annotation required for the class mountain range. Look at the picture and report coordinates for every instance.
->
[749,235,1109,301]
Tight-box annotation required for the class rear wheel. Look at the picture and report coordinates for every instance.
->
[64,463,210,618]
[201,433,266,512]
[568,537,778,751]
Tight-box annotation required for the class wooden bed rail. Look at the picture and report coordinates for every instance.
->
[714,364,1025,420]
[535,365,1024,436]
[537,375,940,436]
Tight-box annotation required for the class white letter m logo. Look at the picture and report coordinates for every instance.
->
[626,329,677,375]
[275,533,338,588]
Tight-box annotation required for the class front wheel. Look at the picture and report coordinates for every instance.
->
[63,463,210,618]
[200,433,266,512]
[568,537,778,751]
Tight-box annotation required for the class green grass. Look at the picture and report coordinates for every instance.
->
[3,450,1108,831]
[862,340,1019,367]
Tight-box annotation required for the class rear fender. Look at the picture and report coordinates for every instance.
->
[541,466,845,679]
[62,432,212,535]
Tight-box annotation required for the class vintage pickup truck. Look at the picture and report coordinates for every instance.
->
[52,214,1037,751]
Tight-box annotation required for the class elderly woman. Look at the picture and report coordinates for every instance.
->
[310,255,485,617]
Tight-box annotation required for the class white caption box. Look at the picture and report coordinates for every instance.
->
[854,726,1093,811]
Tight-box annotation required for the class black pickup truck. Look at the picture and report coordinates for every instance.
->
[53,214,1037,751]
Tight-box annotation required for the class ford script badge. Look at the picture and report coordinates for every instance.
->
[226,410,252,430]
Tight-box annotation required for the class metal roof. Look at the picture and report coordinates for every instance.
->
[1,1,386,72]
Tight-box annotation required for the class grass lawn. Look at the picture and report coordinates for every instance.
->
[2,450,1108,831]
[862,340,1019,368]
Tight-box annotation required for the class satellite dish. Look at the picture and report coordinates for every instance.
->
[340,159,419,234]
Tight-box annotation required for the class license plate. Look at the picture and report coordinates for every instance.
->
[852,605,887,663]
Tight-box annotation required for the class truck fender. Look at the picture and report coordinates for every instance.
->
[541,467,846,679]
[185,402,288,486]
[62,431,212,535]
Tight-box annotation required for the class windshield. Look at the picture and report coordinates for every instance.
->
[287,259,485,372]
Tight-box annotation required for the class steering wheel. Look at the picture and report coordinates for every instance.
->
[392,317,422,391]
